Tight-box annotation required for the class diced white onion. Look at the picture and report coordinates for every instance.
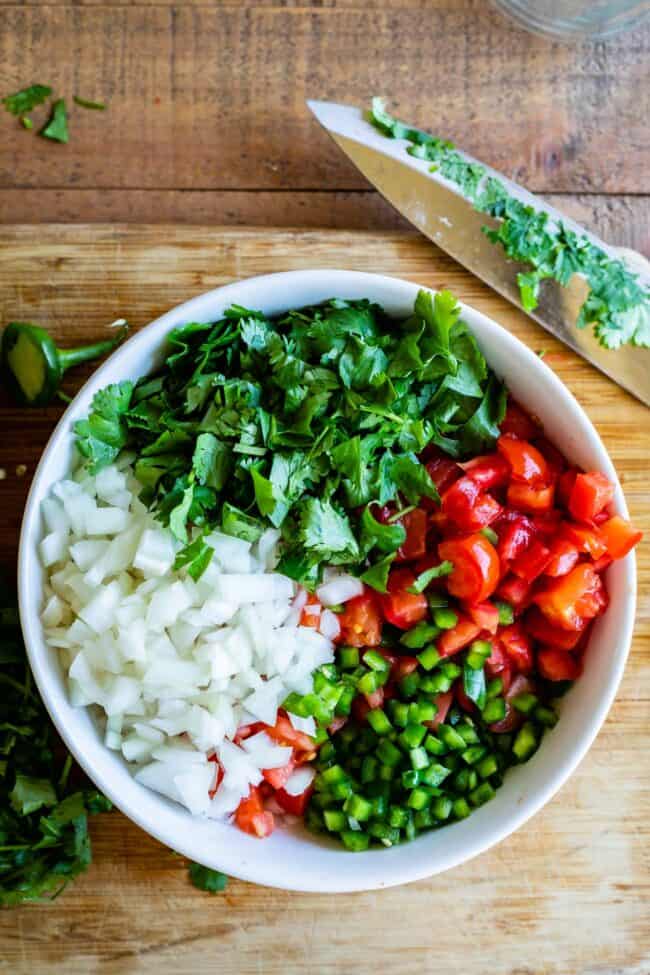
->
[316,574,364,606]
[40,461,336,824]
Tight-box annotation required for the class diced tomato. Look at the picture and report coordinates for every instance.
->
[337,591,383,647]
[499,623,533,673]
[426,690,453,729]
[437,616,482,657]
[511,539,552,582]
[352,696,371,723]
[497,434,550,486]
[460,453,510,490]
[380,568,428,629]
[395,507,428,562]
[557,468,579,508]
[263,759,296,791]
[545,538,580,577]
[532,510,563,538]
[390,655,419,681]
[489,674,535,732]
[523,607,586,650]
[533,563,605,631]
[265,713,315,755]
[439,533,500,603]
[495,573,532,610]
[484,641,512,692]
[233,721,264,744]
[537,648,581,682]
[501,400,539,441]
[442,476,502,531]
[592,509,611,526]
[533,437,567,476]
[423,454,463,495]
[235,786,275,838]
[463,600,499,634]
[599,515,643,560]
[300,594,321,629]
[568,472,615,523]
[327,715,348,735]
[364,687,385,710]
[591,554,613,573]
[562,523,608,559]
[275,784,314,816]
[208,756,224,799]
[507,480,555,513]
[496,513,535,562]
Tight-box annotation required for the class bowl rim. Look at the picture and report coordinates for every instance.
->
[18,268,637,892]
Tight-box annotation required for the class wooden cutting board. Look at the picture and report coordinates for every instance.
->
[0,225,648,975]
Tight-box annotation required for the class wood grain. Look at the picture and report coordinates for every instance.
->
[0,191,648,257]
[0,3,648,196]
[0,225,648,974]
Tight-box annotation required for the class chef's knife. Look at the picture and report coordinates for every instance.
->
[307,100,650,406]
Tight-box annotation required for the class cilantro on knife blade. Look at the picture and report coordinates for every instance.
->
[369,97,650,351]
[75,290,504,585]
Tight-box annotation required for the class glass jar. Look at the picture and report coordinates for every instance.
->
[491,0,650,39]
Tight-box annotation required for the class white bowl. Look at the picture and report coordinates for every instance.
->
[18,270,636,892]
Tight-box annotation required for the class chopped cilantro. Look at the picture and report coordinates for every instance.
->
[73,95,106,111]
[75,291,504,585]
[0,576,111,906]
[21,117,33,130]
[74,381,134,472]
[369,98,650,351]
[40,98,69,144]
[188,863,228,892]
[2,84,52,116]
[173,533,214,581]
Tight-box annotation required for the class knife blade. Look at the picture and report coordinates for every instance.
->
[307,99,650,406]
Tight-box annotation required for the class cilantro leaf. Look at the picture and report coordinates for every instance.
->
[298,499,359,563]
[251,467,288,528]
[169,484,194,543]
[361,552,396,593]
[40,98,69,143]
[74,381,133,472]
[407,560,453,594]
[10,774,57,816]
[390,454,439,505]
[2,84,52,116]
[221,503,265,542]
[188,862,228,893]
[173,534,214,581]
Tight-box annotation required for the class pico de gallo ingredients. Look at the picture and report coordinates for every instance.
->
[40,288,641,852]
